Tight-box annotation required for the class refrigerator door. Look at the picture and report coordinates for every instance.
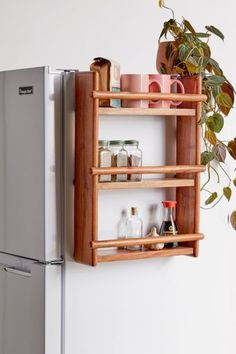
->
[0,67,62,261]
[0,253,62,354]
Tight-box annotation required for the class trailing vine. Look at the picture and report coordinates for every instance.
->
[158,1,236,229]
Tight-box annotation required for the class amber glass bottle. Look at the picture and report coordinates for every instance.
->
[159,201,178,248]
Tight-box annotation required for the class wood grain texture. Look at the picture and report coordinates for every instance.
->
[91,233,204,249]
[176,75,203,255]
[93,91,207,102]
[74,72,97,265]
[92,165,205,176]
[97,246,194,263]
[92,72,99,266]
[99,107,195,116]
[97,178,195,190]
[194,76,202,257]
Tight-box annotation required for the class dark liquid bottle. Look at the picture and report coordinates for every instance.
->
[159,201,178,248]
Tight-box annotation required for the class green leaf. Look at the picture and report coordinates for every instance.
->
[196,32,211,38]
[187,56,199,66]
[223,187,232,201]
[165,42,175,60]
[205,130,217,145]
[159,21,169,40]
[186,61,197,74]
[220,82,235,116]
[178,44,188,61]
[233,178,236,187]
[205,192,218,205]
[208,58,222,76]
[160,62,167,74]
[206,113,224,133]
[228,139,236,160]
[213,144,226,163]
[216,92,233,109]
[158,0,165,7]
[183,19,196,34]
[230,211,236,230]
[201,151,215,165]
[205,25,224,41]
[206,75,225,87]
[202,43,211,58]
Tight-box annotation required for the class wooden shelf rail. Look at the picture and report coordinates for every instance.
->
[92,165,205,176]
[91,233,204,249]
[93,91,207,102]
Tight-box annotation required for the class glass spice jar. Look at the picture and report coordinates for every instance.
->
[124,140,142,181]
[109,140,128,182]
[98,140,112,182]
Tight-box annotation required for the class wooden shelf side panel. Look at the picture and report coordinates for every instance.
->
[74,72,97,265]
[176,75,202,256]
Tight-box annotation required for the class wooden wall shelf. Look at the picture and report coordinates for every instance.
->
[74,72,206,266]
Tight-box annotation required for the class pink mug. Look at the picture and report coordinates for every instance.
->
[121,74,149,108]
[149,74,185,108]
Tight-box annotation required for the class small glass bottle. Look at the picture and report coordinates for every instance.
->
[117,210,128,250]
[126,207,143,251]
[109,140,128,182]
[124,140,142,181]
[159,201,178,248]
[98,140,112,182]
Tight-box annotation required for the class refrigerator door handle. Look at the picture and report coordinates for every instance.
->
[0,264,31,278]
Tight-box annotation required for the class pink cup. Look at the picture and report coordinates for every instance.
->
[149,74,185,108]
[121,74,149,108]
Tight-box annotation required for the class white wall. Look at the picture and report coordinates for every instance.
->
[1,1,236,353]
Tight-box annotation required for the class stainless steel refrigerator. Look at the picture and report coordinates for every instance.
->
[0,66,75,354]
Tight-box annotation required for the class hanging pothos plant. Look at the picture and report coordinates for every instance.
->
[157,0,236,230]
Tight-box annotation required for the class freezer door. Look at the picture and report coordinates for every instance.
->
[0,67,62,261]
[0,254,62,354]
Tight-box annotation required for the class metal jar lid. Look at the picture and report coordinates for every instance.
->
[124,140,139,145]
[99,140,108,147]
[109,140,123,146]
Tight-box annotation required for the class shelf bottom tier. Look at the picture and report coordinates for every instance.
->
[97,246,194,263]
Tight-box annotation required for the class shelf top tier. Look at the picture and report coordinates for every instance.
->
[99,107,196,116]
[93,90,207,102]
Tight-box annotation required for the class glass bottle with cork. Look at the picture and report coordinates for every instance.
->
[126,207,143,251]
[159,201,178,248]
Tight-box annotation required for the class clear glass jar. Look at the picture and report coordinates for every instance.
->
[109,140,128,182]
[124,140,142,181]
[159,201,178,248]
[98,140,112,182]
[126,207,143,251]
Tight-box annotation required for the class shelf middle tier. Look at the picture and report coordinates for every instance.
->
[97,178,195,190]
